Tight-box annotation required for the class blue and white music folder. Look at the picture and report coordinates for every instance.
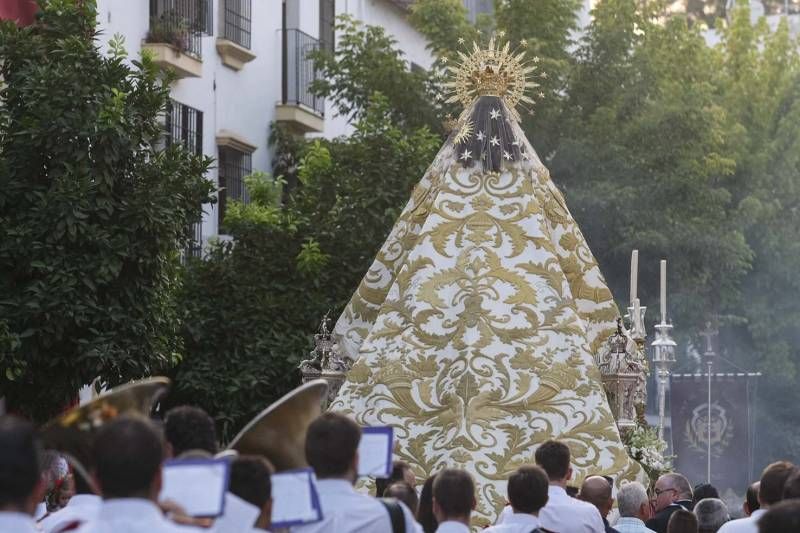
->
[271,467,323,528]
[358,426,394,478]
[160,458,230,518]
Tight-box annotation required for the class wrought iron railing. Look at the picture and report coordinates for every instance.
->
[282,28,325,116]
[165,100,203,156]
[164,100,205,258]
[222,0,251,49]
[217,147,252,230]
[148,0,213,59]
[185,219,203,258]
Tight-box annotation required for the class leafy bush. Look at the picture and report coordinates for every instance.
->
[171,95,439,440]
[0,0,213,420]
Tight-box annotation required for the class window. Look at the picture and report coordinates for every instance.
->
[217,146,252,230]
[222,0,251,49]
[165,100,204,156]
[319,0,335,53]
[165,100,204,257]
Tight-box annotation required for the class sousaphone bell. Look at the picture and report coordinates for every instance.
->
[39,377,171,489]
[226,379,328,471]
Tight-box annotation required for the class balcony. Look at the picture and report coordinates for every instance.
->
[276,29,325,134]
[217,0,255,71]
[144,0,213,79]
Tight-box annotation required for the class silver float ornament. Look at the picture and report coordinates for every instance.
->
[299,313,352,408]
[598,318,645,431]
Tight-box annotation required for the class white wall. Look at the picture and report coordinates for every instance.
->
[95,0,432,240]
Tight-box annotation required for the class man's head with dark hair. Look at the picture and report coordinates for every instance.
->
[508,465,549,515]
[0,416,43,514]
[164,406,218,458]
[305,412,361,481]
[229,455,273,530]
[417,474,438,533]
[783,467,800,500]
[667,509,698,533]
[534,440,572,483]
[745,481,760,516]
[384,481,419,515]
[758,499,800,533]
[432,469,475,525]
[759,461,795,508]
[580,475,613,519]
[376,461,415,497]
[93,415,164,500]
[782,468,800,501]
[693,483,720,505]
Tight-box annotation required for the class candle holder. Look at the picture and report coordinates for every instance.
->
[652,322,677,440]
[626,305,647,347]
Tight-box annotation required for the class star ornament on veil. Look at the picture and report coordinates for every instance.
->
[441,34,546,120]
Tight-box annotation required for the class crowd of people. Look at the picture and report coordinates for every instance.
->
[2,408,800,533]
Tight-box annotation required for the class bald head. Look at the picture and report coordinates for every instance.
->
[580,476,613,518]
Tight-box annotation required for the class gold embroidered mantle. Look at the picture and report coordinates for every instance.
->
[331,98,645,524]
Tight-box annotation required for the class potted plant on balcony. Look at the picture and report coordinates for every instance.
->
[142,9,202,79]
[146,11,190,54]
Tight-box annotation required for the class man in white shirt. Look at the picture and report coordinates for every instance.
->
[75,415,203,533]
[291,412,420,533]
[0,416,46,533]
[612,482,655,533]
[717,462,795,533]
[533,440,605,533]
[432,468,475,533]
[485,465,549,533]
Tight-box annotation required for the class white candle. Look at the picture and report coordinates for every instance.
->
[630,250,639,305]
[660,259,667,323]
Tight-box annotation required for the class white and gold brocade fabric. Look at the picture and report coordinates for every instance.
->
[331,100,645,524]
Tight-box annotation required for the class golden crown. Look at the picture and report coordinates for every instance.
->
[442,34,546,119]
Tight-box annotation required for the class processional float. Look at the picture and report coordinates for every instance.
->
[300,34,655,523]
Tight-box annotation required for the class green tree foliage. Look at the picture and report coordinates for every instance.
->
[309,15,443,134]
[711,7,800,461]
[0,0,213,420]
[171,96,439,440]
[554,0,750,330]
[408,0,481,56]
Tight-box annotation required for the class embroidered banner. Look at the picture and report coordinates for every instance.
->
[670,374,755,495]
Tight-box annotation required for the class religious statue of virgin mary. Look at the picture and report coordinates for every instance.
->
[328,36,646,524]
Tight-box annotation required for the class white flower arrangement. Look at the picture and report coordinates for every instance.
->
[623,423,672,482]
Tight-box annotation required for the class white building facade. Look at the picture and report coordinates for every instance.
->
[94,0,434,249]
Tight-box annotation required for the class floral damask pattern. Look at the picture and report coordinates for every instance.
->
[331,99,645,525]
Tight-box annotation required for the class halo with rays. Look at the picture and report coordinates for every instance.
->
[442,35,545,120]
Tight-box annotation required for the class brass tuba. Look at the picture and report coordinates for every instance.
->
[39,377,171,490]
[226,379,328,471]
